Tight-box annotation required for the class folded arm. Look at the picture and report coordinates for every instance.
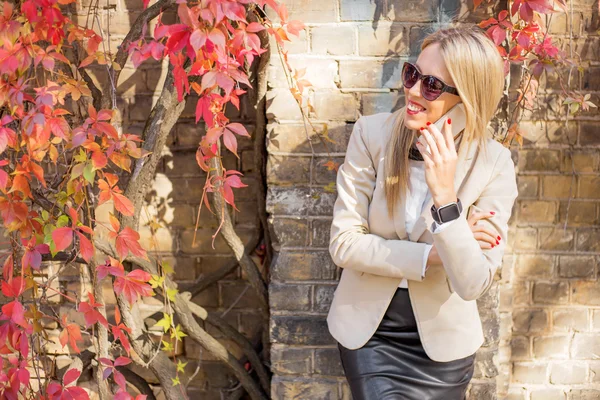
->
[431,147,518,301]
[329,116,430,282]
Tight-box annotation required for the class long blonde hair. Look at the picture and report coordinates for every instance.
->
[383,25,505,217]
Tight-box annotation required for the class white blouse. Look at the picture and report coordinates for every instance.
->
[398,158,457,288]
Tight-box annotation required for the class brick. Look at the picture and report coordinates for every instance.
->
[409,26,430,57]
[517,149,560,171]
[519,120,546,145]
[267,187,336,216]
[269,284,311,311]
[561,149,600,173]
[592,310,600,332]
[220,282,263,310]
[539,227,574,251]
[578,175,600,199]
[517,200,557,223]
[270,316,334,345]
[138,226,175,252]
[472,347,497,379]
[313,285,336,313]
[558,255,596,278]
[314,348,344,376]
[532,282,568,304]
[270,217,309,247]
[266,88,304,120]
[511,336,530,360]
[387,0,437,21]
[512,281,531,306]
[270,346,312,374]
[512,362,547,384]
[553,308,588,332]
[513,309,549,333]
[530,389,566,400]
[267,121,352,154]
[361,92,404,115]
[340,0,379,21]
[176,122,207,147]
[312,91,359,121]
[532,335,569,358]
[268,58,339,89]
[180,228,254,254]
[467,383,496,400]
[505,387,527,400]
[576,229,600,252]
[581,122,600,146]
[271,376,337,400]
[311,25,355,55]
[271,250,337,281]
[569,389,600,400]
[357,23,409,56]
[542,175,576,198]
[313,157,344,185]
[267,0,339,22]
[572,281,600,306]
[589,362,600,383]
[310,219,332,247]
[267,155,311,185]
[515,254,554,278]
[541,120,578,145]
[572,333,600,359]
[517,175,539,197]
[116,68,147,96]
[269,29,309,54]
[339,60,402,88]
[513,227,537,250]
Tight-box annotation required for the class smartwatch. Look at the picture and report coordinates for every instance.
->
[431,198,463,224]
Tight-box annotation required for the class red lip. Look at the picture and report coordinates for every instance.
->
[408,99,426,110]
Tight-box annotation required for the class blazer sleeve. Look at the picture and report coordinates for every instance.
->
[328,116,431,281]
[431,146,518,301]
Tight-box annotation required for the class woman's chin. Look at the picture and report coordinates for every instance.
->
[403,119,423,131]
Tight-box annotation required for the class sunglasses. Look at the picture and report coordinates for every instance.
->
[401,62,460,101]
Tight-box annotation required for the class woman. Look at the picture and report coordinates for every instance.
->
[326,25,519,399]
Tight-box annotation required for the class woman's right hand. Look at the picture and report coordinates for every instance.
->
[467,210,500,249]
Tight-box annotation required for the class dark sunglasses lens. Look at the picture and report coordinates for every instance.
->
[422,76,444,100]
[402,64,418,88]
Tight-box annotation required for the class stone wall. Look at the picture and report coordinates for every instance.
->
[265,1,600,400]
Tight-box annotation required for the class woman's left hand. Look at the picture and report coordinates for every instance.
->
[415,118,458,208]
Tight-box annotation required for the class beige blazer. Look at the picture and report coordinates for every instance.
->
[326,110,518,362]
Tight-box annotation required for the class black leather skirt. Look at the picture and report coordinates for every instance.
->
[337,287,476,400]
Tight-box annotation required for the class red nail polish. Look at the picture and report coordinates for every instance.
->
[491,244,495,248]
[496,240,499,245]
[490,211,495,215]
[497,236,501,240]
[426,122,431,126]
[420,127,424,130]
[448,118,452,124]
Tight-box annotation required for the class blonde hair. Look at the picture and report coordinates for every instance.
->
[383,25,505,217]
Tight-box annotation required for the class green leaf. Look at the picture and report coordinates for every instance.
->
[154,313,172,332]
[176,360,187,373]
[149,274,164,289]
[83,163,95,184]
[167,288,178,302]
[57,215,70,228]
[170,324,187,342]
[161,340,174,352]
[162,262,174,275]
[171,376,180,386]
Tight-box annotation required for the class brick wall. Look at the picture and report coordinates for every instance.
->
[265,1,600,400]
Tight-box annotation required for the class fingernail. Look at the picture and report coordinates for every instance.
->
[426,122,431,126]
[490,211,495,215]
[496,240,499,245]
[448,118,452,124]
[497,235,501,240]
[420,127,425,130]
[491,244,495,248]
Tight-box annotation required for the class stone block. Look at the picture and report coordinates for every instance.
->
[542,175,576,198]
[558,255,596,278]
[310,218,332,247]
[553,308,588,332]
[532,281,569,304]
[361,92,404,115]
[267,187,337,216]
[270,346,312,374]
[517,175,539,197]
[578,175,600,199]
[313,284,336,313]
[269,283,311,311]
[267,155,311,185]
[314,348,344,376]
[572,281,600,306]
[513,227,537,250]
[572,333,600,359]
[357,23,409,56]
[512,309,549,333]
[313,91,360,121]
[569,389,600,400]
[550,362,587,384]
[387,0,438,22]
[267,121,352,153]
[313,157,344,185]
[271,376,338,400]
[518,200,557,223]
[266,0,338,23]
[530,389,566,400]
[511,336,531,360]
[268,58,339,89]
[580,122,600,146]
[576,229,600,252]
[271,250,337,281]
[532,335,570,358]
[270,316,334,345]
[311,25,355,55]
[340,0,381,21]
[539,227,574,251]
[270,217,309,247]
[339,59,402,89]
[517,149,561,172]
[512,362,547,384]
[515,254,554,278]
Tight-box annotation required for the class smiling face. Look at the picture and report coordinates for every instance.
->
[403,43,462,134]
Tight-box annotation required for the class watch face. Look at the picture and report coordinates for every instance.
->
[439,203,461,222]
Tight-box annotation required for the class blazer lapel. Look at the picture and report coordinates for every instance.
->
[404,137,479,243]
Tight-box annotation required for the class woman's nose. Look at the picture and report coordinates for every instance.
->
[407,79,423,98]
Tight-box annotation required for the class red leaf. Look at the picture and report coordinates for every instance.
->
[115,226,147,260]
[114,269,153,306]
[113,192,135,216]
[63,368,81,386]
[78,294,109,328]
[76,231,95,262]
[53,227,74,251]
[59,316,82,354]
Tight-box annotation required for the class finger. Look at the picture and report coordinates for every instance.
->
[443,118,456,154]
[476,240,494,250]
[420,127,440,161]
[427,123,448,157]
[472,229,498,245]
[415,141,433,165]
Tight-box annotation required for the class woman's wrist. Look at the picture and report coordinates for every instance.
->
[427,244,442,265]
